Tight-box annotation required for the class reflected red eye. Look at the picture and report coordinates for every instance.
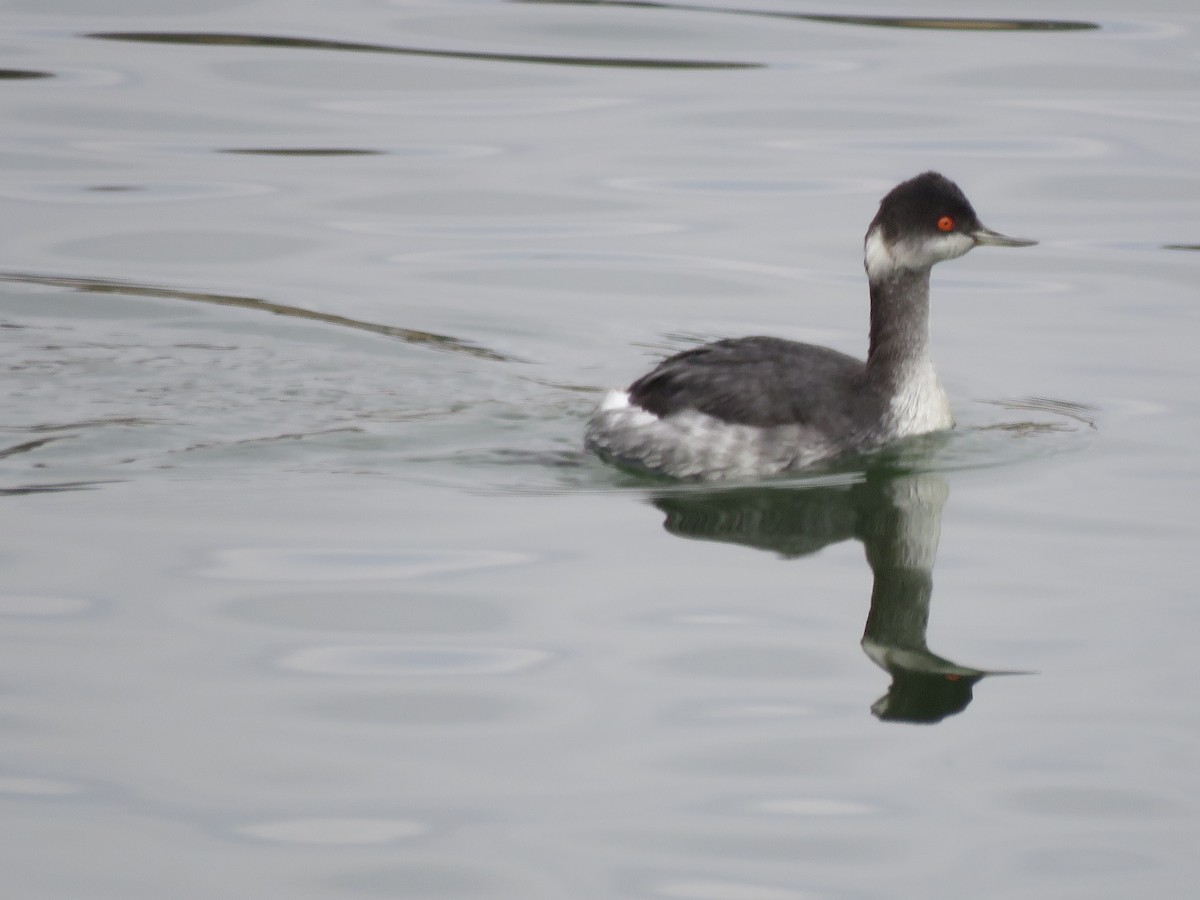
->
[937,216,955,232]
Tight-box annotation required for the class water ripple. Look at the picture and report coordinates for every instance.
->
[205,548,532,582]
[87,31,760,70]
[0,594,94,617]
[217,147,384,157]
[0,271,516,362]
[747,797,874,817]
[279,644,553,676]
[0,775,82,797]
[0,69,52,80]
[768,136,1109,161]
[322,95,629,118]
[234,816,428,845]
[515,1,1098,32]
[0,181,272,203]
[607,175,871,195]
[650,877,810,900]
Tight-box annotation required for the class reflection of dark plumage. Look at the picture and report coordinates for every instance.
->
[655,482,858,558]
[871,671,981,724]
[654,472,1009,724]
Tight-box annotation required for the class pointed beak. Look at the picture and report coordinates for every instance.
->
[971,225,1036,248]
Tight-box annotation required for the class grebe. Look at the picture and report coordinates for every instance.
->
[585,172,1034,480]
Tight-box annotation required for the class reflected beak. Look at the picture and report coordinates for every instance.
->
[972,225,1037,248]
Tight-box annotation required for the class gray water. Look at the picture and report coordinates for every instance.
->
[4,1,1200,897]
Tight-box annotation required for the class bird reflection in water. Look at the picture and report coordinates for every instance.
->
[651,469,1021,724]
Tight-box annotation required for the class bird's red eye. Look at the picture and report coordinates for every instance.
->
[937,216,955,232]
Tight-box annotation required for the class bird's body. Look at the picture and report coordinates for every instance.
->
[585,172,1033,480]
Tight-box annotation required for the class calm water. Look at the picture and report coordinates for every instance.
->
[4,1,1200,897]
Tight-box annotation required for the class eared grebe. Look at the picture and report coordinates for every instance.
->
[585,172,1035,480]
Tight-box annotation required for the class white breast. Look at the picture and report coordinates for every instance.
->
[887,358,953,436]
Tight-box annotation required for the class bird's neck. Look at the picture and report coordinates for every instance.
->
[866,267,934,388]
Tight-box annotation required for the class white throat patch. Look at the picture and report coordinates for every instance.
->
[865,225,975,279]
[863,226,893,281]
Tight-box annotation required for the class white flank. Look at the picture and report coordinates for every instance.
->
[598,389,632,412]
[591,390,660,431]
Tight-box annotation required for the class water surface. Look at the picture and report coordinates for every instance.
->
[4,1,1200,897]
